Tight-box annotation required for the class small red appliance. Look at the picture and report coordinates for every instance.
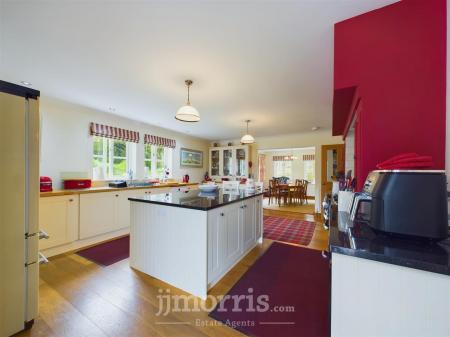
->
[64,179,92,190]
[40,176,53,192]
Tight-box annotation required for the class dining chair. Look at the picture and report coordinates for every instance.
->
[300,179,309,204]
[274,179,289,205]
[268,179,276,204]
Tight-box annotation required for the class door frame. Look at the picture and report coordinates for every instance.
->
[320,144,345,207]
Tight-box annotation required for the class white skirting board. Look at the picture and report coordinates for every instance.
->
[331,253,450,337]
[130,202,208,299]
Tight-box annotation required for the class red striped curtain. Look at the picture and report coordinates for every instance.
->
[303,154,315,161]
[90,122,140,143]
[273,155,293,161]
[144,134,176,148]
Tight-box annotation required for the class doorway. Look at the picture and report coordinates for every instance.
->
[320,144,345,205]
[257,147,316,215]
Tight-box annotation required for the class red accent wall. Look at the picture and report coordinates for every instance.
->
[334,0,447,189]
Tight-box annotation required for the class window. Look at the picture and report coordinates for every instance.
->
[303,160,315,183]
[144,144,173,179]
[273,160,292,179]
[92,136,135,180]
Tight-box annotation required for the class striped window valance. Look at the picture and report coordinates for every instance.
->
[273,155,293,161]
[303,154,315,161]
[90,122,140,143]
[144,134,176,148]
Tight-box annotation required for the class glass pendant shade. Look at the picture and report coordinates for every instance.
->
[176,79,200,122]
[175,104,200,122]
[240,134,255,144]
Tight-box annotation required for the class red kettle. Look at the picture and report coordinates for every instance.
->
[182,174,190,183]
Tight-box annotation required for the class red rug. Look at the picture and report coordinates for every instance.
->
[209,242,330,337]
[264,216,316,246]
[76,236,129,266]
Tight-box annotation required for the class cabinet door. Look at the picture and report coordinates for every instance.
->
[207,208,225,283]
[117,190,145,230]
[255,196,263,241]
[222,148,234,177]
[79,192,117,239]
[235,147,248,177]
[224,202,241,267]
[210,149,221,177]
[39,195,79,250]
[242,199,256,252]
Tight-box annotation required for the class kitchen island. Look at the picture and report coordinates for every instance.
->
[128,189,264,299]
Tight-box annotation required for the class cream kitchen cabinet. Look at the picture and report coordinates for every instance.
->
[39,195,79,250]
[80,189,150,239]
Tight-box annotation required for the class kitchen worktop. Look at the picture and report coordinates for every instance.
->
[129,188,264,211]
[329,210,450,276]
[40,182,198,197]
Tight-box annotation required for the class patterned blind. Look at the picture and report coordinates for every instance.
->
[273,155,293,161]
[144,134,176,148]
[303,154,315,161]
[90,122,140,143]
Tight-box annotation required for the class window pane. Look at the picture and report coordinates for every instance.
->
[93,137,104,155]
[114,140,127,157]
[93,156,103,168]
[155,159,164,178]
[144,144,152,160]
[113,158,126,177]
[156,146,164,160]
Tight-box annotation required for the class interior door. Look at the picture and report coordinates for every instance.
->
[321,144,345,207]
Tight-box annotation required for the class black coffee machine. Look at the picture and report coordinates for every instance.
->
[358,170,448,240]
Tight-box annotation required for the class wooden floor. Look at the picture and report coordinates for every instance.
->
[262,198,316,214]
[18,211,328,337]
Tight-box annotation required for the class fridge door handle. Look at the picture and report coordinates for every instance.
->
[39,252,49,265]
[38,230,50,240]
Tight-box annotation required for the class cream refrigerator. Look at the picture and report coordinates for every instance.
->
[0,80,41,336]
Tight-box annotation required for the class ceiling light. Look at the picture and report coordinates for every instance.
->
[21,81,32,86]
[175,80,200,122]
[311,126,320,131]
[240,120,255,144]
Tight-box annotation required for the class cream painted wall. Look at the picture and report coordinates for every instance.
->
[213,129,343,212]
[40,96,210,188]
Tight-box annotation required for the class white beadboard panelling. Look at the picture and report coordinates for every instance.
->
[130,202,208,299]
[331,253,450,337]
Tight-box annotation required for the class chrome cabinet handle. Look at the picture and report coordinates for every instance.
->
[220,213,224,216]
[39,252,49,265]
[39,230,49,240]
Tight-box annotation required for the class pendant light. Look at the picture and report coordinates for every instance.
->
[175,80,200,122]
[240,120,255,144]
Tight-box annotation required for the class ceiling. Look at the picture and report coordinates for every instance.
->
[0,0,398,140]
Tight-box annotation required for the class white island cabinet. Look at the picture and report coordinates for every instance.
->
[129,190,263,299]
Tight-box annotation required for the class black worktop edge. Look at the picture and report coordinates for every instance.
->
[330,244,450,276]
[128,191,264,211]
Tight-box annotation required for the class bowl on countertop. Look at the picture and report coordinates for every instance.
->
[198,183,218,193]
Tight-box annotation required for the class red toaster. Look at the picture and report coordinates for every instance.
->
[40,176,53,192]
[64,179,92,190]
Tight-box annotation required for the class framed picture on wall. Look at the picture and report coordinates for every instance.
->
[180,148,203,168]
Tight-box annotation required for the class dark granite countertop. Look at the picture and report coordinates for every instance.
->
[329,211,450,276]
[128,189,264,211]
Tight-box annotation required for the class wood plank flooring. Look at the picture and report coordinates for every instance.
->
[17,211,328,337]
